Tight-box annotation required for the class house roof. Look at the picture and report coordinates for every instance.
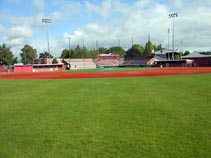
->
[182,51,211,58]
[98,53,119,57]
[152,49,179,55]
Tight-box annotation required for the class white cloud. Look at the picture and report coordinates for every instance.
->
[51,11,62,21]
[4,37,25,47]
[1,0,211,59]
[52,0,82,17]
[7,25,34,38]
[74,30,84,37]
[33,0,45,11]
[1,25,34,51]
[0,24,4,32]
[85,1,112,19]
[69,0,211,52]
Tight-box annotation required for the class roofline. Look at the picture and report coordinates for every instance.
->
[182,56,211,59]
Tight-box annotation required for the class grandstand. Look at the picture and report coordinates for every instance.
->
[97,54,120,68]
[122,56,155,67]
[62,58,96,69]
[0,66,8,73]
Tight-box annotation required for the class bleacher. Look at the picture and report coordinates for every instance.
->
[97,59,119,67]
[67,59,96,69]
[97,54,120,68]
[122,59,133,65]
[122,57,155,67]
[0,66,8,73]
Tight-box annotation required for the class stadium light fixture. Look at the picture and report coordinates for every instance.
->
[42,18,52,23]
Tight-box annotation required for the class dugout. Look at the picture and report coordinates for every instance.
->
[33,64,65,72]
[14,65,33,73]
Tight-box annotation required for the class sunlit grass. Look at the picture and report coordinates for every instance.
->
[0,74,211,158]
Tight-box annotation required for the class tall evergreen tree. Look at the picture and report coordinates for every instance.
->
[144,40,153,56]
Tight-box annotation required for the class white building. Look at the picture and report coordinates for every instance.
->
[152,49,180,61]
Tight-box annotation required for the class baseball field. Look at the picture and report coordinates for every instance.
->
[0,68,211,158]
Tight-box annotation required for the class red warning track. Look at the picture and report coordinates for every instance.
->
[0,68,211,80]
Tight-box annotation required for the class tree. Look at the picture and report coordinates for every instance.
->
[72,45,83,58]
[39,51,53,59]
[20,45,37,64]
[0,44,17,67]
[174,54,181,60]
[108,46,125,57]
[52,58,58,64]
[125,44,144,58]
[183,51,190,56]
[156,44,163,51]
[98,47,108,54]
[144,40,153,56]
[88,49,100,59]
[153,44,163,51]
[200,51,211,55]
[61,49,72,58]
[61,45,100,59]
[13,57,18,65]
[153,44,157,51]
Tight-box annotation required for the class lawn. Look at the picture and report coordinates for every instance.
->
[0,74,211,158]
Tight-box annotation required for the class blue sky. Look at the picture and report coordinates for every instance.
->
[0,0,211,57]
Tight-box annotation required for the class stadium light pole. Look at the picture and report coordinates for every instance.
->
[118,39,120,47]
[168,28,170,49]
[82,38,85,68]
[68,37,71,62]
[169,13,178,51]
[96,40,98,50]
[42,18,52,64]
[132,36,134,46]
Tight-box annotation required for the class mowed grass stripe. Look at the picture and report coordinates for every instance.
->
[0,74,211,158]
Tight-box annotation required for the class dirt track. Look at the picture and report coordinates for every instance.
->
[0,68,211,80]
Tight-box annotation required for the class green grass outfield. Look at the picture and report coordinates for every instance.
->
[0,74,211,158]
